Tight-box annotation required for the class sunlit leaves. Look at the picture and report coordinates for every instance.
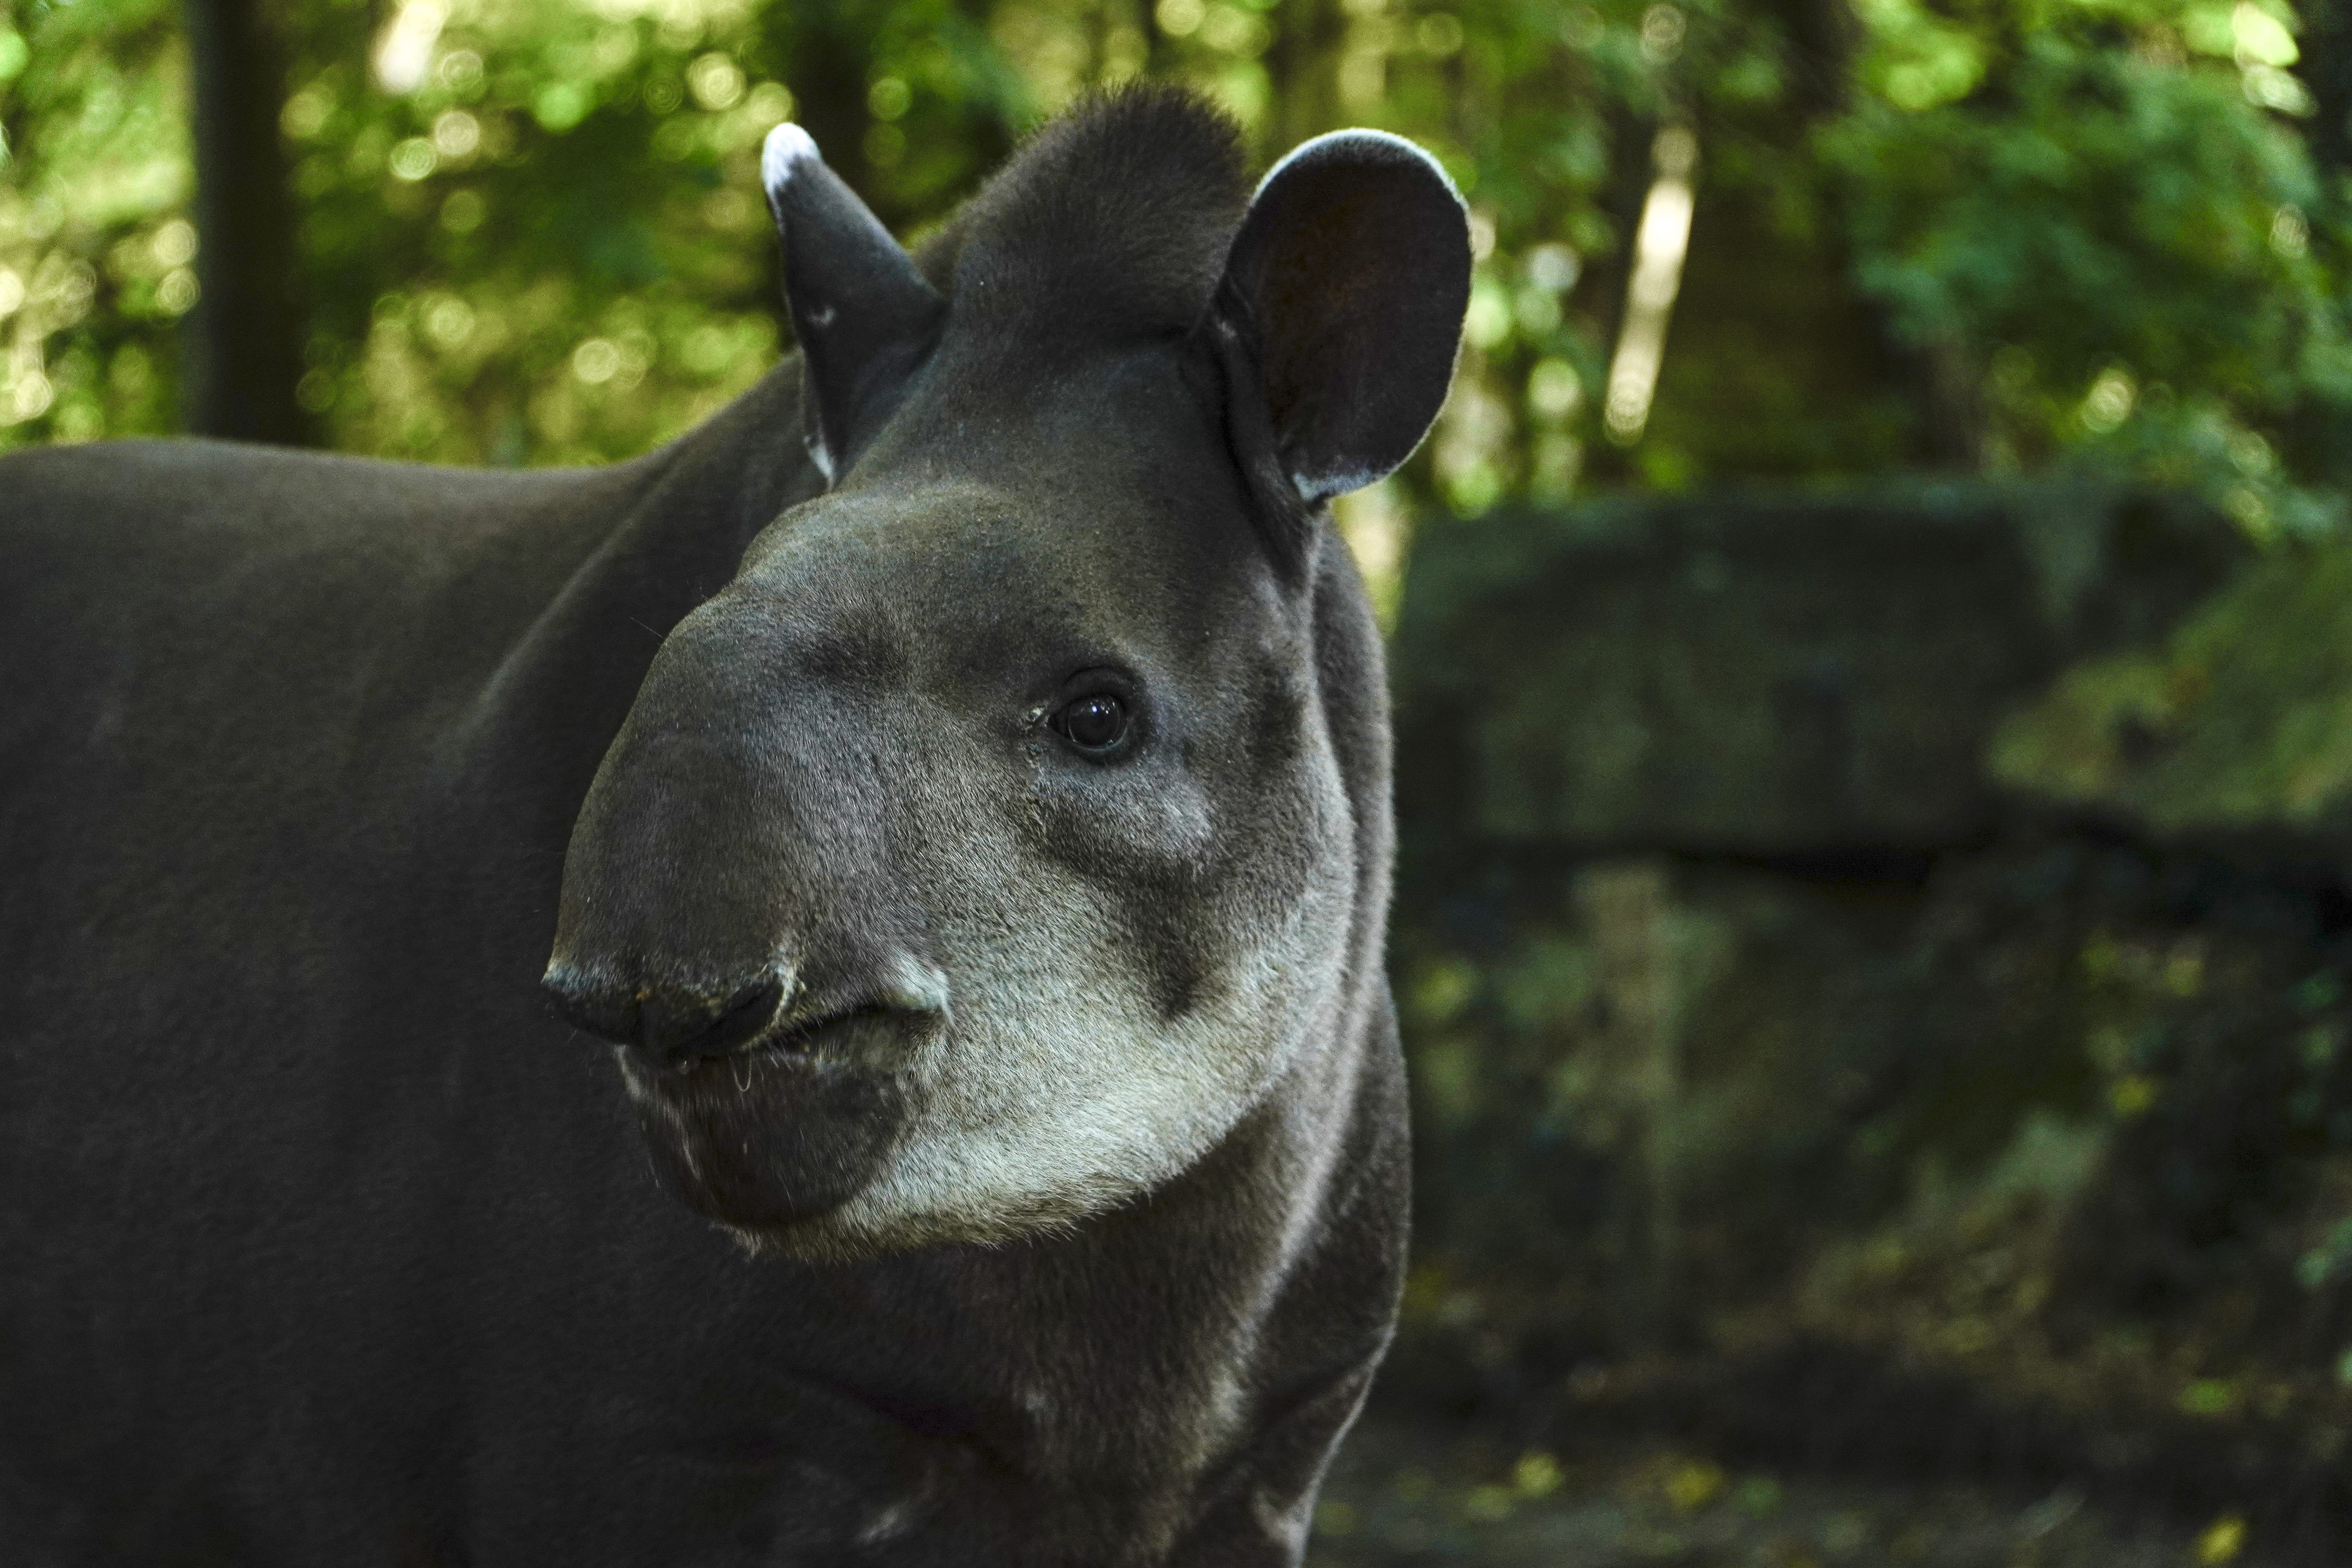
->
[0,0,189,441]
[4,0,2348,543]
[1851,0,1986,111]
[267,0,854,465]
[0,0,1033,460]
[1826,15,2342,533]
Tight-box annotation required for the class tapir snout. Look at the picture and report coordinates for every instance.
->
[542,583,955,1230]
[546,583,938,1017]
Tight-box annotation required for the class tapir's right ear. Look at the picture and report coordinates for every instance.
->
[762,124,946,485]
[1205,129,1470,570]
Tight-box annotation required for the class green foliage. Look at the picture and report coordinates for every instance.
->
[0,0,1035,463]
[0,0,187,443]
[2,0,2347,536]
[1992,532,2352,831]
[1827,7,2351,534]
[266,0,1042,464]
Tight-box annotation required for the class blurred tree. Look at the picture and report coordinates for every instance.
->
[183,0,307,441]
[2301,0,2352,179]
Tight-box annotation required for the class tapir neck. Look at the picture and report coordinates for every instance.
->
[566,358,820,647]
[447,363,820,843]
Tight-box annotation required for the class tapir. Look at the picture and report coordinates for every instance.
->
[0,86,1469,1563]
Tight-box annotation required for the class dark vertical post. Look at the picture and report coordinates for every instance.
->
[2283,0,2352,494]
[2303,0,2352,200]
[182,0,309,444]
[1774,0,1984,468]
[789,11,873,214]
[1266,0,1342,155]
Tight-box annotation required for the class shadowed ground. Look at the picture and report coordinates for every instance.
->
[1314,1417,2244,1567]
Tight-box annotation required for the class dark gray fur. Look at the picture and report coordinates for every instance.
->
[0,88,1466,1564]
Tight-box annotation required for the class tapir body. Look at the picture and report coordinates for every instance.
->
[0,90,1467,1563]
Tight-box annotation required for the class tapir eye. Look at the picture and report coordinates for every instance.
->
[1053,693,1130,754]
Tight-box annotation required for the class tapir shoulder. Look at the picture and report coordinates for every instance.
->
[2,439,637,755]
[1,438,636,627]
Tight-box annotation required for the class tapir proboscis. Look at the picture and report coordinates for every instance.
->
[0,86,1470,1564]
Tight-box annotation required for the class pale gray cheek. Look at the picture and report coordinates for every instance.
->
[1026,764,1220,881]
[771,720,1352,1246]
[1103,770,1217,861]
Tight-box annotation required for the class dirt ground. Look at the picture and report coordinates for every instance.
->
[1308,1417,2260,1568]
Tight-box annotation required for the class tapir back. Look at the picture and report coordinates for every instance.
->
[0,438,620,1109]
[0,438,619,1555]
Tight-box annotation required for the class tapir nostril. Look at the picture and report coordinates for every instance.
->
[638,977,788,1065]
[543,964,639,1043]
[543,966,788,1063]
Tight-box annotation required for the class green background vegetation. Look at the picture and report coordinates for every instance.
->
[4,0,2347,532]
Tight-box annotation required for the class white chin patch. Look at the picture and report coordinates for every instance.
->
[761,122,821,206]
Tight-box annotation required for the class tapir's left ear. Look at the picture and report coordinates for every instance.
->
[763,124,946,485]
[1207,130,1470,552]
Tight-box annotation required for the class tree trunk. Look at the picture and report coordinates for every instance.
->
[788,11,874,214]
[1775,0,1985,469]
[181,0,309,445]
[1267,0,1344,155]
[2301,0,2352,190]
[1579,100,1662,486]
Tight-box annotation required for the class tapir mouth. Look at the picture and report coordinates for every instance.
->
[650,1001,890,1078]
[715,1006,889,1067]
[619,1005,919,1234]
[544,958,933,1232]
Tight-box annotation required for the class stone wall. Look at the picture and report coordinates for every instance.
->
[1383,484,2352,1556]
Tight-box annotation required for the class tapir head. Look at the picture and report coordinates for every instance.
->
[544,89,1468,1257]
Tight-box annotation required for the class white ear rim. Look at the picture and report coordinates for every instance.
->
[1252,126,1467,213]
[764,121,836,486]
[761,123,822,209]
